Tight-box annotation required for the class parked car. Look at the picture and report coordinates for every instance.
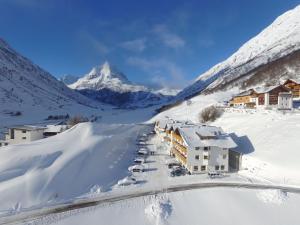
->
[117,177,137,186]
[170,167,186,177]
[134,157,145,164]
[167,162,182,169]
[128,165,145,173]
[137,149,148,156]
[208,172,224,179]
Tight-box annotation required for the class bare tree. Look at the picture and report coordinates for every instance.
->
[199,105,223,123]
[67,115,88,126]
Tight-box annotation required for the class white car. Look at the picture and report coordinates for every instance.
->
[134,157,145,164]
[128,164,145,172]
[117,177,137,186]
[137,149,148,156]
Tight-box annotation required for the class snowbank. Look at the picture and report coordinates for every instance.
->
[0,122,149,211]
[47,188,300,225]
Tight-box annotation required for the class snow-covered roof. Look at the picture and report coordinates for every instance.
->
[236,89,255,97]
[285,78,300,84]
[45,125,67,133]
[176,125,237,149]
[10,125,46,131]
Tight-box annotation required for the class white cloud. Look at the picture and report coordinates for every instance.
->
[120,38,146,52]
[152,24,185,49]
[127,57,188,88]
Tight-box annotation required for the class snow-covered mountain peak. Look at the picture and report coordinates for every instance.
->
[69,62,145,92]
[85,61,129,84]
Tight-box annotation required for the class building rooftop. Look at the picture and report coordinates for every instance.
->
[176,125,237,149]
[9,125,46,131]
[235,89,255,97]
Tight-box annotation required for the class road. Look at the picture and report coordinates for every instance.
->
[1,181,300,225]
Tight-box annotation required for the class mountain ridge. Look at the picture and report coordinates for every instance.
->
[176,4,300,100]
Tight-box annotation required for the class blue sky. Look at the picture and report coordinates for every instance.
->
[1,0,300,88]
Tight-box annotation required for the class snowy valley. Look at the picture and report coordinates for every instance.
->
[1,3,300,225]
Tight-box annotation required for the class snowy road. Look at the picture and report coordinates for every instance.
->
[1,181,300,225]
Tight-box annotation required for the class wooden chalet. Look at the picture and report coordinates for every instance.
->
[255,85,291,107]
[231,89,258,108]
[283,79,300,98]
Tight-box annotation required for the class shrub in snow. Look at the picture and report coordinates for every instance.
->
[46,114,70,120]
[67,115,89,126]
[199,105,223,123]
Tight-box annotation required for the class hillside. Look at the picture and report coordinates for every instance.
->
[177,4,300,100]
[0,39,96,113]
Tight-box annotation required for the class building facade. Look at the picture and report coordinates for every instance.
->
[1,126,46,147]
[156,119,237,174]
[284,79,300,99]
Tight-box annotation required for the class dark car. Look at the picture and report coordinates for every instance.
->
[208,172,223,179]
[170,167,186,177]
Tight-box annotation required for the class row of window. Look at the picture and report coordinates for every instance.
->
[194,154,226,160]
[193,165,225,171]
[195,147,228,151]
[193,165,206,171]
[215,165,225,170]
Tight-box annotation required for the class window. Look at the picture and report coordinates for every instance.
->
[5,143,8,146]
[195,155,199,160]
[215,165,220,170]
[22,130,26,133]
[22,137,26,140]
[201,166,206,171]
[221,165,225,170]
[223,154,227,159]
[193,166,198,171]
[223,148,227,151]
[204,146,210,151]
[195,147,200,150]
[204,155,209,160]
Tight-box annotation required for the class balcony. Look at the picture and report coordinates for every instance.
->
[172,147,187,165]
[172,133,184,145]
[172,141,187,155]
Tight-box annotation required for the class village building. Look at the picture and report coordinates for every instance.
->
[283,79,300,99]
[230,89,258,108]
[2,126,46,146]
[155,119,237,174]
[43,124,68,138]
[231,84,293,110]
[254,85,292,109]
[0,124,69,147]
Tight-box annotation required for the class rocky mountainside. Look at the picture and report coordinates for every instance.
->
[177,4,300,100]
[69,62,173,108]
[0,38,96,112]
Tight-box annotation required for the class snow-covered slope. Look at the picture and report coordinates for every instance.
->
[0,122,149,211]
[53,188,300,225]
[69,62,173,108]
[177,4,300,99]
[0,38,95,111]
